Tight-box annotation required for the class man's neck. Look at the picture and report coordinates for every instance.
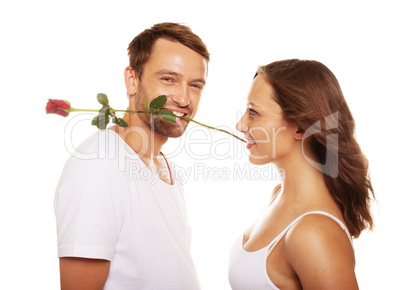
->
[111,113,168,160]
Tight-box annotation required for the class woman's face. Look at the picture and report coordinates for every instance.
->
[236,75,298,165]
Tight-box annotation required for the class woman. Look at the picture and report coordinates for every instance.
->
[228,59,374,289]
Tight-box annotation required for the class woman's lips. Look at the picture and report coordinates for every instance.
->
[246,140,256,149]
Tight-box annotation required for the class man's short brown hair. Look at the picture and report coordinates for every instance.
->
[127,22,210,77]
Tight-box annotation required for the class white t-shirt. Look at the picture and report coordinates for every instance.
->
[54,129,200,290]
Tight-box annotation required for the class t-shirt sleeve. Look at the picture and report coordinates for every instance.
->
[54,156,126,261]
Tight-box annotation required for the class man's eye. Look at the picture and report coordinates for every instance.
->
[190,84,202,89]
[161,77,173,82]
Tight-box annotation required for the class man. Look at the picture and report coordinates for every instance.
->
[54,22,209,289]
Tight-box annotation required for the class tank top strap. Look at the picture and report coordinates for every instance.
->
[266,211,353,256]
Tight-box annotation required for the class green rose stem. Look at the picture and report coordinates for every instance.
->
[46,94,247,143]
[113,110,246,143]
[68,108,100,113]
[179,116,246,143]
[68,109,146,114]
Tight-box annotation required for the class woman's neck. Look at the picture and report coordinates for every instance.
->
[276,149,329,201]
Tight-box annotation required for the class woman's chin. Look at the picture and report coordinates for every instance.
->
[249,156,270,165]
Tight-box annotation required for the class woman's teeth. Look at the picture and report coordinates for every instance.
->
[247,140,256,149]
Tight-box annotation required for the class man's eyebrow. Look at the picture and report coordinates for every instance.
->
[155,70,206,84]
[155,70,182,77]
[192,78,206,84]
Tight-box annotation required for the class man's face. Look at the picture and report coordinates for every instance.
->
[133,38,207,138]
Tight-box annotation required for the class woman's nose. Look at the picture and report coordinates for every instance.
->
[236,113,248,133]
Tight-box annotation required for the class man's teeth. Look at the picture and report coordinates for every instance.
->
[172,111,184,117]
[248,140,256,145]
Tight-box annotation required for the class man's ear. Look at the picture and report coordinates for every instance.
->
[124,66,139,96]
[294,127,305,141]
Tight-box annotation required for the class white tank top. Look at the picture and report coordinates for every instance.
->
[228,211,353,290]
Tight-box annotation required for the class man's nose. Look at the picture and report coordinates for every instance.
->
[171,85,190,107]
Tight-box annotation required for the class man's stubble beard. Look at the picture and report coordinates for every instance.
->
[134,82,190,138]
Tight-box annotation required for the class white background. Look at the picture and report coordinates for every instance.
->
[1,0,401,289]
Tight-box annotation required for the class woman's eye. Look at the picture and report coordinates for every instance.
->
[249,108,258,116]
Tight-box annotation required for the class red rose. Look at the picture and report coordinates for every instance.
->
[46,99,71,117]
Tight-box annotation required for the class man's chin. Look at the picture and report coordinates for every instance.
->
[154,128,187,138]
[152,118,189,138]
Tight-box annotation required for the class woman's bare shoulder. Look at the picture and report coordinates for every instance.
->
[283,214,357,289]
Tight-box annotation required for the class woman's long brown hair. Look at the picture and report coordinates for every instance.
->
[257,59,374,238]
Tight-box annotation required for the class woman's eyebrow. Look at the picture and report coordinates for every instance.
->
[248,102,261,108]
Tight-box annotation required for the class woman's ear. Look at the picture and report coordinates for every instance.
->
[124,66,139,96]
[294,127,305,141]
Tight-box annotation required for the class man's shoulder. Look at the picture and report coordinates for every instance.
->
[68,130,130,162]
[62,130,121,172]
[63,129,147,177]
[73,130,116,155]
